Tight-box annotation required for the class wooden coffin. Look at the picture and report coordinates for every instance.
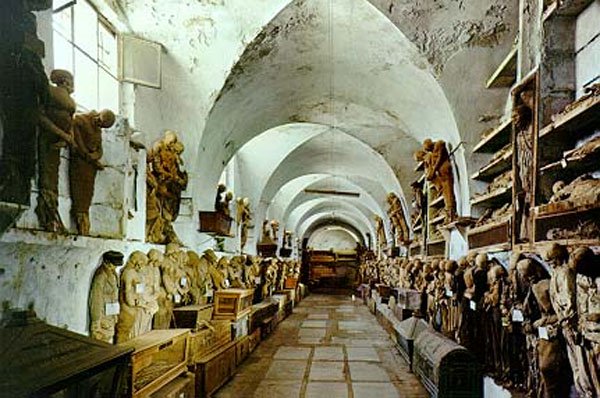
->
[468,218,511,250]
[394,317,428,368]
[397,288,422,312]
[284,277,299,289]
[118,329,190,398]
[235,335,251,365]
[260,316,277,339]
[231,314,250,340]
[0,312,131,398]
[248,328,261,353]
[413,328,482,398]
[198,211,233,236]
[376,284,391,304]
[171,304,214,330]
[213,288,254,320]
[274,288,296,306]
[193,341,237,397]
[279,247,293,257]
[249,301,279,332]
[149,372,195,398]
[256,243,278,257]
[188,320,231,364]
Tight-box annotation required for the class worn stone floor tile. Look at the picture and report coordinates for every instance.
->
[313,346,345,361]
[305,382,349,398]
[298,328,326,338]
[352,382,400,398]
[307,313,330,320]
[348,362,391,382]
[264,360,308,380]
[253,380,302,398]
[346,347,380,362]
[298,337,324,345]
[309,361,346,381]
[302,320,328,328]
[338,320,370,330]
[273,346,312,360]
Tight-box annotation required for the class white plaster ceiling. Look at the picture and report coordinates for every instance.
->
[307,227,360,251]
[298,212,372,243]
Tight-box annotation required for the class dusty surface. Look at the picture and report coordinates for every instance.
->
[216,294,427,397]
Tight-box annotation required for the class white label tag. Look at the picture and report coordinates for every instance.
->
[105,302,120,316]
[254,277,261,284]
[180,277,187,287]
[205,289,213,297]
[470,300,476,311]
[512,309,524,322]
[445,289,453,298]
[538,326,549,340]
[135,283,145,294]
[174,293,181,303]
[224,279,230,288]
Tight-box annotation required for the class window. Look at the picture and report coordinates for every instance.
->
[52,0,119,112]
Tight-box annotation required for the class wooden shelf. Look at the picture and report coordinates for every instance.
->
[428,214,445,226]
[471,148,513,181]
[486,46,518,89]
[427,238,446,246]
[414,161,424,172]
[413,223,423,233]
[535,200,600,220]
[540,145,600,181]
[534,238,600,249]
[473,119,512,153]
[468,242,511,254]
[468,218,511,251]
[470,185,512,207]
[418,174,425,184]
[539,95,600,143]
[430,194,444,208]
[555,0,595,16]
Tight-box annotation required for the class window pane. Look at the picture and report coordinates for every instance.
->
[99,69,119,113]
[73,49,98,111]
[52,31,73,72]
[98,22,118,75]
[52,5,72,39]
[73,0,98,58]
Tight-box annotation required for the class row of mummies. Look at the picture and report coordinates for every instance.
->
[89,244,300,344]
[359,243,600,398]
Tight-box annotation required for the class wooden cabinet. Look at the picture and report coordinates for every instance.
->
[118,329,190,398]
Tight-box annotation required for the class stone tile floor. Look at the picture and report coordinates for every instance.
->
[215,294,427,397]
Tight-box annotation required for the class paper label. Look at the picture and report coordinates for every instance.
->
[205,289,213,297]
[512,309,524,322]
[174,293,181,304]
[135,283,145,294]
[538,326,549,340]
[105,302,120,316]
[445,289,453,298]
[224,279,230,288]
[180,277,187,287]
[470,300,477,311]
[254,277,262,284]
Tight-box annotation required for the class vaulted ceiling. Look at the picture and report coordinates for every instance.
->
[114,0,517,250]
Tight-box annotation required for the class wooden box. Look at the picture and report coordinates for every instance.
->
[257,243,278,257]
[172,304,214,330]
[274,288,296,305]
[188,320,231,364]
[260,316,276,339]
[249,301,279,332]
[397,288,422,312]
[231,314,249,340]
[413,329,482,398]
[235,335,251,365]
[376,284,391,304]
[198,211,232,236]
[214,288,255,320]
[270,294,288,312]
[468,219,511,250]
[193,341,237,397]
[279,247,293,257]
[284,277,299,289]
[118,329,190,398]
[0,312,131,398]
[150,372,195,398]
[248,328,261,353]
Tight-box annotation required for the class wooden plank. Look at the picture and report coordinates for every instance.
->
[539,95,600,141]
[472,119,512,153]
[470,148,513,181]
[470,185,512,207]
[486,46,518,88]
